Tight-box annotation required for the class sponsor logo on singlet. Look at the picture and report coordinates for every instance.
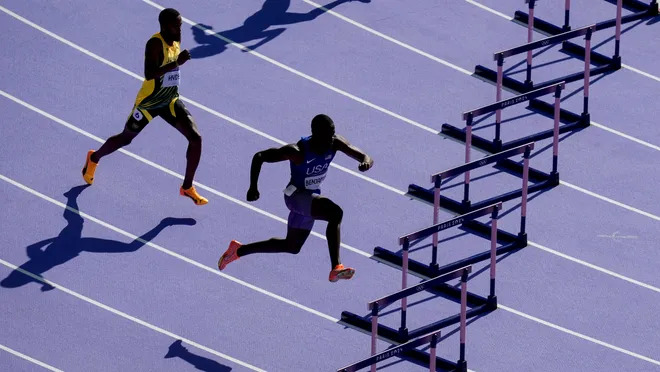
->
[304,162,329,189]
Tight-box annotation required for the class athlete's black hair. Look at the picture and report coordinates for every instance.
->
[311,114,334,134]
[158,8,180,26]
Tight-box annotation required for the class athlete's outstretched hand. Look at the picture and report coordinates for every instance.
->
[247,187,260,202]
[358,156,373,172]
[177,50,191,66]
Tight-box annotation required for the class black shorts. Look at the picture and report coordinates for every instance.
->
[125,98,192,133]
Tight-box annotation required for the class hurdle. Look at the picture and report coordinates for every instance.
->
[345,204,501,345]
[339,268,473,371]
[440,81,565,174]
[514,0,659,69]
[381,144,532,280]
[474,23,595,103]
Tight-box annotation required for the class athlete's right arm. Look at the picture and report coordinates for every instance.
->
[143,38,189,81]
[246,144,301,202]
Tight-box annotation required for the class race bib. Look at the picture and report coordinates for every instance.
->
[162,69,180,87]
[304,174,326,189]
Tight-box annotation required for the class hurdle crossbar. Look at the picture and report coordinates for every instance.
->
[476,23,595,97]
[340,266,473,372]
[473,24,595,140]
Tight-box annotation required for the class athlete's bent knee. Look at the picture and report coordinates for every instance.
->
[284,240,303,254]
[328,203,343,224]
[187,128,202,145]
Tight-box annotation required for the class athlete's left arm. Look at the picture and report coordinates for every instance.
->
[334,135,374,172]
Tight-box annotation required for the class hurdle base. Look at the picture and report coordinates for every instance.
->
[475,58,617,95]
[406,185,545,238]
[494,158,555,184]
[611,55,622,70]
[409,304,493,341]
[473,65,528,93]
[456,359,468,372]
[341,305,492,345]
[527,98,584,125]
[512,10,561,35]
[407,185,532,233]
[338,313,462,371]
[408,179,556,222]
[373,241,523,303]
[560,41,614,66]
[486,295,498,311]
[621,0,659,12]
[372,248,491,306]
[651,1,660,15]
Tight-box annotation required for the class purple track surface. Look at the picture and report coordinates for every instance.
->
[1,0,658,371]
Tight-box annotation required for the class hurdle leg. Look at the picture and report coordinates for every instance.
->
[431,178,441,271]
[552,89,561,177]
[399,239,409,339]
[519,148,531,245]
[429,334,438,372]
[487,208,499,309]
[563,0,572,31]
[370,306,379,372]
[456,269,468,372]
[494,55,504,150]
[462,115,473,211]
[525,0,535,88]
[582,28,592,123]
[613,0,623,68]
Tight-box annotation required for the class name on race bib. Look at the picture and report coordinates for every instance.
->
[162,69,180,87]
[304,174,326,189]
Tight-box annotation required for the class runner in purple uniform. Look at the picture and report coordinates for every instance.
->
[218,114,373,282]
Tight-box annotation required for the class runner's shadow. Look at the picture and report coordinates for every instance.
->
[0,185,196,291]
[189,0,370,59]
[165,340,233,371]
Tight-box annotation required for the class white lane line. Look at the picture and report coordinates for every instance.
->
[622,63,660,83]
[528,241,660,293]
[0,255,266,371]
[500,304,660,366]
[302,0,473,75]
[560,180,659,221]
[588,121,660,151]
[0,344,63,372]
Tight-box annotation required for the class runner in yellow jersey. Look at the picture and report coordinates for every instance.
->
[82,8,207,205]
